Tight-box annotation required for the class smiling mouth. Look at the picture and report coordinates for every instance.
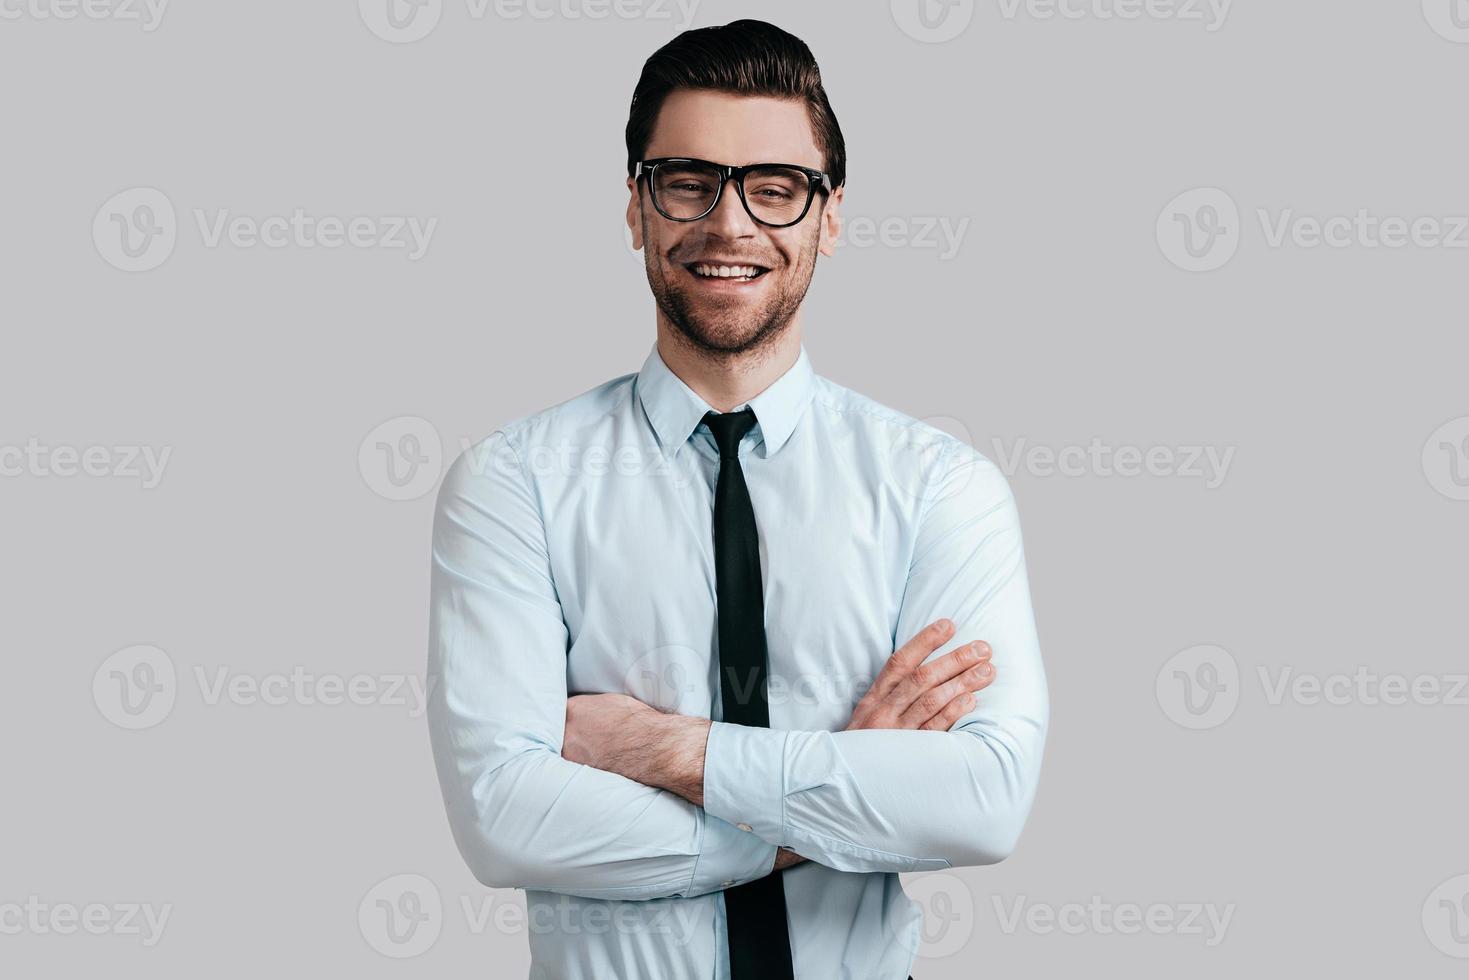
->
[683,262,771,283]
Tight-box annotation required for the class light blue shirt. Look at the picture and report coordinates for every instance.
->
[427,340,1049,980]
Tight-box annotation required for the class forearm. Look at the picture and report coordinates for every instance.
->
[600,710,812,871]
[610,704,1043,874]
[604,710,711,807]
[699,718,1046,873]
[429,710,781,900]
[611,662,1044,875]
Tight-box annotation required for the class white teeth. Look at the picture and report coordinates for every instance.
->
[693,263,763,279]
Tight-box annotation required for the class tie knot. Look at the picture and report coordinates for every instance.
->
[702,408,758,459]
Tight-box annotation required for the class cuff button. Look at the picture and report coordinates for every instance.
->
[736,823,753,832]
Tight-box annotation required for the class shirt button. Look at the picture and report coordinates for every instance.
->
[736,823,753,832]
[721,879,736,887]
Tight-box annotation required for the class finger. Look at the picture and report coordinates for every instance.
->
[897,659,993,728]
[863,618,955,702]
[886,640,990,714]
[919,691,977,731]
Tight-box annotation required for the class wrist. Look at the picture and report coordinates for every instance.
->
[644,711,709,806]
[773,847,806,871]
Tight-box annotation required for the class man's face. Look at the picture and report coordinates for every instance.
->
[627,89,843,357]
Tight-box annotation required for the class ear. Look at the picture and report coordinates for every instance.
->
[626,176,644,252]
[817,184,843,258]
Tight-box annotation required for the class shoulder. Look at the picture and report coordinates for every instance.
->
[458,370,636,462]
[438,370,638,501]
[808,373,1010,499]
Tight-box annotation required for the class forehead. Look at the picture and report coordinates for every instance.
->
[644,89,823,169]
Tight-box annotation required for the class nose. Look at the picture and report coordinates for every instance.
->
[700,175,759,239]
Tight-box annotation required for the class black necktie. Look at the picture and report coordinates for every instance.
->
[702,408,796,980]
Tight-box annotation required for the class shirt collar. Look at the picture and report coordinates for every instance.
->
[635,339,816,461]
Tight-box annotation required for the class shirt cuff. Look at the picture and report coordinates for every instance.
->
[687,812,778,896]
[702,720,788,845]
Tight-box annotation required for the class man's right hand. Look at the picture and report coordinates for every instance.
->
[769,619,995,874]
[845,618,994,732]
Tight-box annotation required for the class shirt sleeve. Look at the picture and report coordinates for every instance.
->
[702,438,1049,873]
[427,430,778,900]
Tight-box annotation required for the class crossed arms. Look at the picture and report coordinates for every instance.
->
[426,431,1049,901]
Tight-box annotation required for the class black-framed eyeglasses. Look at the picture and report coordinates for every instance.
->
[632,157,835,228]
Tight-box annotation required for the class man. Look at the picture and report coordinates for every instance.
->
[427,19,1048,980]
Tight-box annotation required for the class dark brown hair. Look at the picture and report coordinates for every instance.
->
[625,19,846,190]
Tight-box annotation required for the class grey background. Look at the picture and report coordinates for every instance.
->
[3,0,1467,974]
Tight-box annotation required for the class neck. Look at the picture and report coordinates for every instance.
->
[654,315,802,414]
